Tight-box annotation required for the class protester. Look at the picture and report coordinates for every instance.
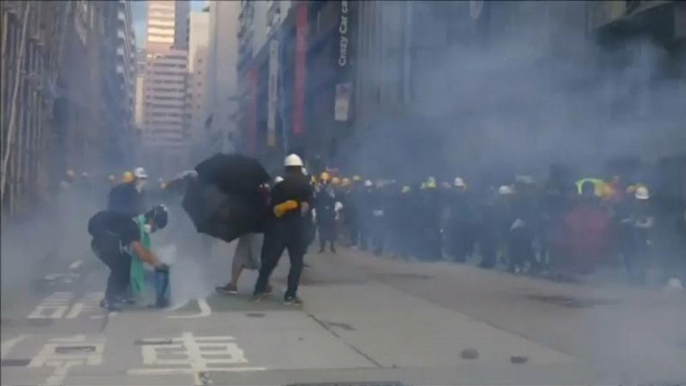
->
[253,154,314,305]
[88,205,169,311]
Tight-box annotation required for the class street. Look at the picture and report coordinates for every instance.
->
[2,244,685,386]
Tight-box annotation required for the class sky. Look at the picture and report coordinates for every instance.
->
[132,1,208,48]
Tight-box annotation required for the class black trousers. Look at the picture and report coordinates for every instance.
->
[254,221,306,298]
[91,236,131,302]
[450,221,477,262]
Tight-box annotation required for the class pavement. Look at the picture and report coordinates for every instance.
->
[2,240,685,386]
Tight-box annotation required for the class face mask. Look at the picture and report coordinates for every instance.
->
[136,179,147,192]
[144,224,153,234]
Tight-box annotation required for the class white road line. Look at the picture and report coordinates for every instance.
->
[1,334,29,360]
[167,298,211,319]
[69,260,83,270]
[167,299,191,312]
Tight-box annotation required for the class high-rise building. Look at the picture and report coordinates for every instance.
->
[186,10,210,162]
[135,48,147,129]
[175,0,191,49]
[142,1,190,175]
[207,1,241,153]
[142,49,188,149]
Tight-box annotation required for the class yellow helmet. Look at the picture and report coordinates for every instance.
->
[401,186,411,194]
[352,175,362,182]
[320,172,331,181]
[341,178,351,187]
[122,171,135,184]
[331,177,341,186]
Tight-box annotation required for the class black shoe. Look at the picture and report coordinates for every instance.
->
[318,248,325,254]
[330,245,337,253]
[251,293,263,302]
[284,296,303,306]
[216,283,238,295]
[100,299,122,312]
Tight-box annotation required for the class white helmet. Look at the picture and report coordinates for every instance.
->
[454,177,466,187]
[134,167,148,179]
[274,176,284,184]
[284,154,303,167]
[498,185,513,195]
[364,180,373,187]
[635,186,650,200]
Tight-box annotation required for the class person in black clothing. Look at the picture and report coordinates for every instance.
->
[88,205,169,311]
[448,178,478,263]
[315,173,338,253]
[420,181,443,261]
[253,154,314,305]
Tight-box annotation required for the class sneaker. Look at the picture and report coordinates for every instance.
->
[99,299,122,312]
[251,293,262,303]
[216,283,238,295]
[283,296,303,306]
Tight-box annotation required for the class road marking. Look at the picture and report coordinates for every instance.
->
[128,332,265,385]
[167,298,211,319]
[168,299,191,312]
[28,335,105,385]
[1,335,29,360]
[69,260,83,270]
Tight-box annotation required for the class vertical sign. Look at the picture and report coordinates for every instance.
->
[267,40,279,147]
[248,69,258,155]
[292,2,308,136]
[335,0,353,123]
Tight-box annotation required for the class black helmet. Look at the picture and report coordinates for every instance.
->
[146,204,169,230]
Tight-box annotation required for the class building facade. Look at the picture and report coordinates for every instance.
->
[206,0,241,154]
[1,0,138,218]
[186,9,210,164]
[141,0,189,176]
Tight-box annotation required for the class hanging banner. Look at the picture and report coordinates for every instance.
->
[248,69,258,155]
[267,40,279,147]
[292,3,308,136]
[334,83,352,122]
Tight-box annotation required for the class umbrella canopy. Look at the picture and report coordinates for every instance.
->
[182,155,270,243]
[195,153,270,195]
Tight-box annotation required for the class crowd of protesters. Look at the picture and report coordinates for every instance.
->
[312,168,686,287]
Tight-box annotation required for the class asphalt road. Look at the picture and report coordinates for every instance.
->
[2,241,685,386]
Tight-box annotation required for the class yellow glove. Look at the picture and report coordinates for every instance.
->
[274,200,299,218]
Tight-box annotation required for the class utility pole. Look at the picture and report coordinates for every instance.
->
[1,2,32,203]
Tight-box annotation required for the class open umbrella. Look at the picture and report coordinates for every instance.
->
[182,155,270,243]
[195,153,270,195]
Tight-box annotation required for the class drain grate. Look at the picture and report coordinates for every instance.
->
[1,359,31,367]
[1,318,54,327]
[55,346,96,354]
[527,294,619,309]
[245,312,265,318]
[286,383,405,386]
[134,338,174,346]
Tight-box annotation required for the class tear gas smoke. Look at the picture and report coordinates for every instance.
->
[344,1,686,186]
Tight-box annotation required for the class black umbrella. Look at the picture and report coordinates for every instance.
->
[182,155,270,243]
[195,153,270,195]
